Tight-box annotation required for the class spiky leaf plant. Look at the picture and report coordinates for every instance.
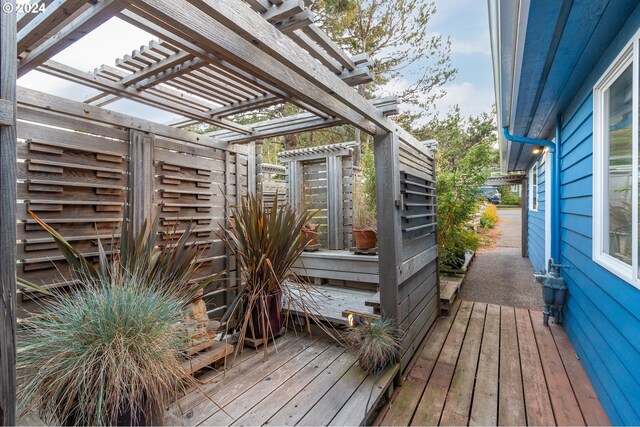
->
[17,273,189,426]
[28,210,219,301]
[219,192,336,357]
[347,317,402,374]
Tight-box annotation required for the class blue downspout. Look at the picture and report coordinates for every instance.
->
[552,115,561,262]
[502,126,560,262]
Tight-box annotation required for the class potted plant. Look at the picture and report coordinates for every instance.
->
[17,212,219,425]
[218,192,316,357]
[353,175,377,250]
[301,221,320,247]
[347,317,401,374]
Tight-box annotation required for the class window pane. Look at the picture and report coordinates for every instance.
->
[604,65,633,265]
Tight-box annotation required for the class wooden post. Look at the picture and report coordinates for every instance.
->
[0,2,17,424]
[287,160,304,212]
[128,130,155,235]
[374,130,401,320]
[521,177,528,257]
[326,155,344,249]
[247,141,256,195]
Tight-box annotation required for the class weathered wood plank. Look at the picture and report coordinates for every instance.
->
[169,333,302,415]
[549,321,610,426]
[129,130,154,235]
[17,87,241,153]
[469,303,500,426]
[410,300,473,426]
[439,302,487,426]
[329,362,400,426]
[515,307,556,426]
[374,131,401,320]
[296,361,367,425]
[201,340,333,425]
[380,300,461,426]
[498,306,526,426]
[175,336,317,425]
[233,342,346,426]
[531,310,585,426]
[266,349,358,426]
[18,0,127,76]
[0,3,18,423]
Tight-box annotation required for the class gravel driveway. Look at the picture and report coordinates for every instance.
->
[458,207,544,310]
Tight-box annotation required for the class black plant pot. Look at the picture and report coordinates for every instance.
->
[59,397,158,426]
[250,291,284,339]
[448,252,466,269]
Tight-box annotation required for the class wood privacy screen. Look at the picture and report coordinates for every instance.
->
[374,133,438,369]
[260,163,286,212]
[15,88,255,320]
[279,142,355,250]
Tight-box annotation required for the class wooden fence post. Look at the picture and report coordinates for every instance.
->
[128,130,155,234]
[374,130,401,320]
[0,2,17,424]
[327,155,344,249]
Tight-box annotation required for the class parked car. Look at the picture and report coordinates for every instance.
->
[480,187,501,204]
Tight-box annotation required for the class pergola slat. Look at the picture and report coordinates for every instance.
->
[39,60,253,133]
[18,0,128,77]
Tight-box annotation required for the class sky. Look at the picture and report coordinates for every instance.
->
[425,0,494,119]
[17,0,495,125]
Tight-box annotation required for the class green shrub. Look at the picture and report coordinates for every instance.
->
[480,216,495,228]
[18,276,188,426]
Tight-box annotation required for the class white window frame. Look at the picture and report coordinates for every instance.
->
[529,163,538,212]
[593,32,640,289]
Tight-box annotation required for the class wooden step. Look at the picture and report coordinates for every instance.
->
[181,341,233,375]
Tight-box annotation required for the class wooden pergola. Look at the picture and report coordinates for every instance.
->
[0,1,438,424]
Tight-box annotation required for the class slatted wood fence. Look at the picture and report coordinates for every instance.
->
[375,133,439,369]
[279,142,355,250]
[260,163,286,211]
[15,87,255,320]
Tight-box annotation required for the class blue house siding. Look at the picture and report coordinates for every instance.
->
[528,157,545,272]
[559,87,640,424]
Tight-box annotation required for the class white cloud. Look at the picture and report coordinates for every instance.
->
[433,82,494,118]
[379,80,494,122]
[450,36,491,56]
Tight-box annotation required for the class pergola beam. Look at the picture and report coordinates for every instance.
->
[177,0,414,140]
[17,0,90,55]
[18,0,127,77]
[39,60,254,134]
[133,0,378,134]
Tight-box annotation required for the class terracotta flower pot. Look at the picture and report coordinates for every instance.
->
[354,229,377,250]
[302,227,318,246]
[250,291,284,339]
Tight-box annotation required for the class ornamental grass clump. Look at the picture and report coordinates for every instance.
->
[17,274,188,426]
[347,318,401,374]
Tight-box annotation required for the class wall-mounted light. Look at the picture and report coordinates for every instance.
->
[532,147,542,155]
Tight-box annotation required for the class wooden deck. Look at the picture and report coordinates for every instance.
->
[287,283,376,325]
[377,300,610,426]
[167,333,399,426]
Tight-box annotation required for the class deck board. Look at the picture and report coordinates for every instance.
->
[410,300,473,426]
[515,307,556,426]
[379,301,609,427]
[381,300,462,426]
[498,305,526,426]
[266,350,358,426]
[439,302,486,426]
[469,303,500,426]
[287,283,376,325]
[169,333,398,426]
[549,322,610,426]
[531,311,585,426]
